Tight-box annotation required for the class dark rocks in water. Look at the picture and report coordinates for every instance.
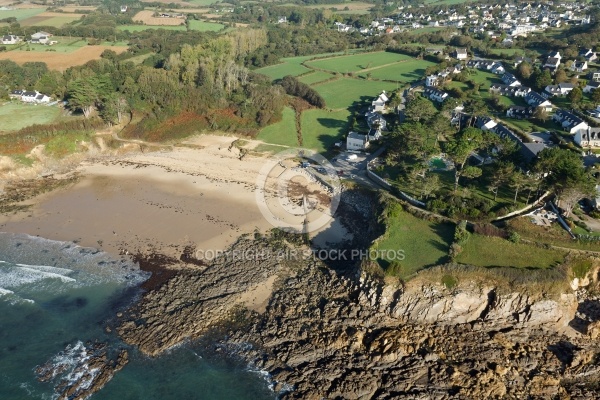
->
[43,296,88,312]
[36,342,129,400]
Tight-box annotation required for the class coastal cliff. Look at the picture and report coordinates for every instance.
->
[116,232,600,399]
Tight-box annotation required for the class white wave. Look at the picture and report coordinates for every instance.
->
[17,267,76,283]
[15,264,73,275]
[0,287,14,296]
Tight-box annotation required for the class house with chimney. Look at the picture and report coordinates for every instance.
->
[553,109,588,136]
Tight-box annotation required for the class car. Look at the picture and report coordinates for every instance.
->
[331,158,338,162]
[337,170,345,176]
[317,167,327,173]
[300,162,310,168]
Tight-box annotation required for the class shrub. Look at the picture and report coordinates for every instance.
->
[571,259,593,279]
[454,220,470,245]
[441,274,457,290]
[508,231,521,243]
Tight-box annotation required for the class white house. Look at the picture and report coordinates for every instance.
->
[525,91,553,111]
[570,61,588,73]
[30,31,52,44]
[425,75,439,87]
[501,72,521,87]
[120,5,128,12]
[575,127,600,148]
[19,90,51,103]
[545,83,575,97]
[423,87,448,103]
[346,131,369,150]
[453,48,468,60]
[553,109,588,135]
[1,35,20,45]
[371,91,389,112]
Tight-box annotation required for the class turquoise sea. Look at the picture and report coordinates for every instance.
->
[0,232,273,399]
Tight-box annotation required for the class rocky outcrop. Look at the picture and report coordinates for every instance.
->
[36,342,128,400]
[117,235,293,356]
[116,233,600,399]
[222,266,600,399]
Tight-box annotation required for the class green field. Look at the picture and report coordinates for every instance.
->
[117,24,187,32]
[0,102,63,132]
[358,59,437,82]
[5,37,89,53]
[305,52,411,74]
[21,15,82,27]
[374,210,455,278]
[456,234,566,269]
[257,107,298,147]
[255,58,314,81]
[300,109,350,153]
[298,71,334,85]
[311,78,399,110]
[0,8,45,21]
[188,19,224,31]
[188,0,221,4]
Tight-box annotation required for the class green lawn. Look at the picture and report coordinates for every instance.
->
[254,59,313,81]
[500,117,558,134]
[300,108,350,153]
[117,25,187,32]
[456,234,566,269]
[257,106,298,147]
[188,19,224,31]
[305,52,411,74]
[0,102,63,132]
[311,78,399,110]
[0,8,45,21]
[358,59,436,82]
[188,0,221,4]
[374,210,455,278]
[298,71,334,85]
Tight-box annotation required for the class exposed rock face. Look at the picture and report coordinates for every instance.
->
[118,235,291,356]
[222,266,600,399]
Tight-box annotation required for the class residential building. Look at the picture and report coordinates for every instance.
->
[453,48,468,60]
[30,31,52,44]
[423,87,448,103]
[506,105,535,119]
[346,131,369,150]
[584,81,600,94]
[544,82,575,96]
[570,60,588,73]
[20,90,51,103]
[575,127,600,147]
[579,48,597,62]
[489,84,530,97]
[425,75,439,87]
[1,35,20,45]
[553,109,589,135]
[589,70,600,83]
[525,91,553,111]
[501,72,521,87]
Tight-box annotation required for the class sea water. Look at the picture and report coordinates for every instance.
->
[0,233,273,399]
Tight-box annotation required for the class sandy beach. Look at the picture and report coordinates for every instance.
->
[0,135,342,262]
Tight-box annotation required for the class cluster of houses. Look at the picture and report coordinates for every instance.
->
[1,32,57,46]
[346,91,390,151]
[9,90,51,104]
[334,2,593,40]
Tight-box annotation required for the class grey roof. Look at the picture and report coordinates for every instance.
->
[521,143,548,162]
[22,91,37,96]
[347,131,367,141]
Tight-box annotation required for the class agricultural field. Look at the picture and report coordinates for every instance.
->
[305,52,411,74]
[311,78,399,110]
[0,8,45,21]
[257,107,299,147]
[133,10,187,26]
[298,71,335,85]
[117,24,187,31]
[373,210,455,278]
[55,6,98,12]
[254,58,313,81]
[0,45,128,71]
[357,59,437,82]
[455,234,566,269]
[0,102,63,132]
[188,19,224,31]
[21,12,84,27]
[300,109,350,153]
